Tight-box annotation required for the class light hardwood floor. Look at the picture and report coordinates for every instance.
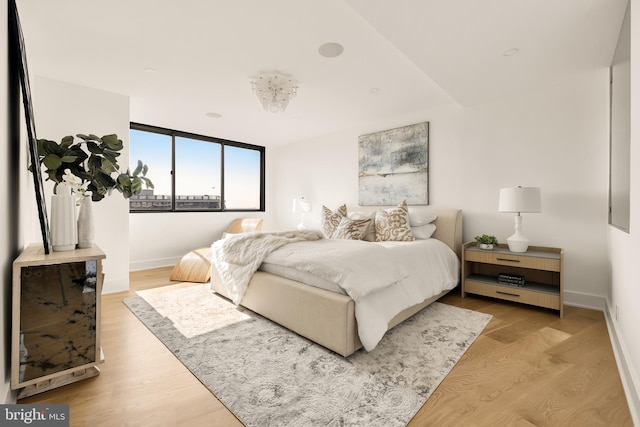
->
[21,267,634,426]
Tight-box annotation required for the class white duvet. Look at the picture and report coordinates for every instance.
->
[262,238,460,351]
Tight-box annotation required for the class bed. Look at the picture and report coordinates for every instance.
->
[210,207,462,357]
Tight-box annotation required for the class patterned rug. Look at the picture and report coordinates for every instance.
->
[123,283,492,427]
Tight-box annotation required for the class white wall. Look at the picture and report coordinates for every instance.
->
[272,69,610,307]
[31,77,131,294]
[607,0,640,421]
[129,211,266,270]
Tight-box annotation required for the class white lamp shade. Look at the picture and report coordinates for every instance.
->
[292,197,312,213]
[498,187,541,213]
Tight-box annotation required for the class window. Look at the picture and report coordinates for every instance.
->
[224,145,262,210]
[129,123,265,212]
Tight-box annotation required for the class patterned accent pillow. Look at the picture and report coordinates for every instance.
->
[333,218,372,240]
[321,204,347,238]
[375,200,415,242]
[348,211,376,241]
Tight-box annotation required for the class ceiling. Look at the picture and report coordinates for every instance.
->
[17,0,628,148]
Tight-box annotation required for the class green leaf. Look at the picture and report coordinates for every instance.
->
[132,160,142,177]
[36,139,46,156]
[76,134,90,141]
[142,177,154,189]
[101,157,118,173]
[96,171,116,188]
[142,164,148,176]
[101,134,123,151]
[88,154,102,169]
[86,141,103,155]
[43,140,64,156]
[60,155,78,163]
[103,148,121,158]
[91,192,105,202]
[131,176,142,194]
[117,173,131,187]
[69,146,89,162]
[60,135,75,148]
[43,154,62,170]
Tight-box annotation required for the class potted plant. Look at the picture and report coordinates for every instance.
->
[474,234,499,250]
[36,133,153,201]
[34,133,153,249]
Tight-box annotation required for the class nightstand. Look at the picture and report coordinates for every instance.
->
[461,242,564,317]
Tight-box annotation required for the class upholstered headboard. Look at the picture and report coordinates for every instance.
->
[424,208,463,259]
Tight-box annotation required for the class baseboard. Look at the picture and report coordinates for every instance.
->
[604,302,640,426]
[129,256,180,272]
[102,277,130,295]
[3,381,16,404]
[563,290,606,311]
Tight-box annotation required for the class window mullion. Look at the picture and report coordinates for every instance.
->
[220,144,225,211]
[171,134,176,212]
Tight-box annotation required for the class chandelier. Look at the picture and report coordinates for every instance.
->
[251,72,298,113]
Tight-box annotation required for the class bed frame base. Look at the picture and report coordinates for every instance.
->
[211,270,449,357]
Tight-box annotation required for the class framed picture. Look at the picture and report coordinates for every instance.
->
[358,121,429,206]
[9,0,52,253]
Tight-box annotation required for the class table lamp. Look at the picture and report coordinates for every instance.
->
[292,197,312,230]
[498,186,541,252]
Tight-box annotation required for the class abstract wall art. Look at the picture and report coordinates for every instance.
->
[358,121,429,206]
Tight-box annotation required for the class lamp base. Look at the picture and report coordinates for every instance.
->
[506,232,529,252]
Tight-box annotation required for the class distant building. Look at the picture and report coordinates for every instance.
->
[130,189,221,210]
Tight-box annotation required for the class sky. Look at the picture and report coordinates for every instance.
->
[129,129,261,209]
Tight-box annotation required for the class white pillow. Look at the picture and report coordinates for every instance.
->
[411,223,437,239]
[408,209,437,227]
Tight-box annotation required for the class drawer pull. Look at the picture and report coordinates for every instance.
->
[496,290,520,297]
[496,257,520,263]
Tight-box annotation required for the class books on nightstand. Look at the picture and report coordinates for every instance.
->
[498,273,525,287]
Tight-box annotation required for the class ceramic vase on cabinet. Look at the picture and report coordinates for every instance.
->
[50,183,77,251]
[77,197,94,249]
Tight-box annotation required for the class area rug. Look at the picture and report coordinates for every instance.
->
[123,283,492,427]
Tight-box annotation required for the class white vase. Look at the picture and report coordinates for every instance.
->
[77,197,94,249]
[51,183,78,251]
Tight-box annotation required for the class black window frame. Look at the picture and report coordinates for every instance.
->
[129,122,266,213]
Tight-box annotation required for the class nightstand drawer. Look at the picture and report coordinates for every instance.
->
[465,280,560,310]
[464,250,560,272]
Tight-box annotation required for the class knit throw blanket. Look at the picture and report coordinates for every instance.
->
[211,230,323,305]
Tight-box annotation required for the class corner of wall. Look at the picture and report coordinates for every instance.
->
[3,384,16,404]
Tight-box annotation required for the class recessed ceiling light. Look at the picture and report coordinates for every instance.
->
[503,48,520,57]
[144,67,159,75]
[370,88,380,94]
[205,112,222,119]
[319,42,344,58]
